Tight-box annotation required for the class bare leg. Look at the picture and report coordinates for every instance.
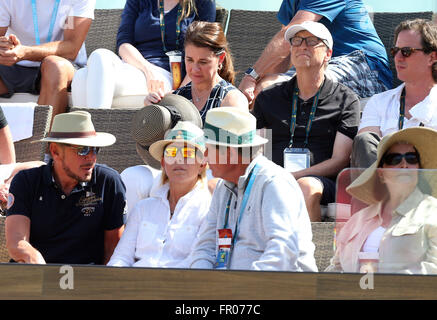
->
[0,77,8,96]
[297,177,323,222]
[38,55,75,127]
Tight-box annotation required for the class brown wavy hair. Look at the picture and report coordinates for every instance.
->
[184,21,236,85]
[394,19,437,82]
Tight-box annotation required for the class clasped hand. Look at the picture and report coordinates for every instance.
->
[0,34,23,66]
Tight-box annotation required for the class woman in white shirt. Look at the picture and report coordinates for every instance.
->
[108,121,211,268]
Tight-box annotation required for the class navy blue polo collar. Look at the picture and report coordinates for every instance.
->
[42,160,96,193]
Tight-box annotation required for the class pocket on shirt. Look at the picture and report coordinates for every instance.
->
[171,225,198,253]
[392,224,422,236]
[136,222,159,248]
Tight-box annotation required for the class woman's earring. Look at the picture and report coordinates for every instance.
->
[218,63,223,70]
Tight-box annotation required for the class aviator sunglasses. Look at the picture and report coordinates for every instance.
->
[382,152,420,166]
[390,46,425,58]
[66,145,100,156]
[164,146,197,159]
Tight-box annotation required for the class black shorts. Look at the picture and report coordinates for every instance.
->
[304,175,336,205]
[0,64,42,98]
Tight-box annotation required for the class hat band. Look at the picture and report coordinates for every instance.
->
[204,122,254,145]
[166,129,205,147]
[47,131,97,139]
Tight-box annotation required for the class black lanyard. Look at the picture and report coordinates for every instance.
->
[289,84,320,148]
[159,0,182,52]
[398,87,406,130]
[399,87,424,129]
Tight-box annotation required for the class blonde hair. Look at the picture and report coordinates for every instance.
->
[160,143,208,187]
[179,0,198,22]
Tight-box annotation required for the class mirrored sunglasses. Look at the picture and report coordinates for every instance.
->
[390,46,425,58]
[67,145,100,156]
[382,152,420,166]
[164,146,197,159]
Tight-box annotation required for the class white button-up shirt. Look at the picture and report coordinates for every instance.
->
[107,180,211,268]
[359,84,437,137]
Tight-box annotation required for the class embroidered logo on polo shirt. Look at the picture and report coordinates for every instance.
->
[76,191,102,208]
[81,207,95,217]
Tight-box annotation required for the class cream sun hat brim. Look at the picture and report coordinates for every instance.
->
[203,107,268,148]
[346,127,437,205]
[149,121,206,162]
[40,110,116,147]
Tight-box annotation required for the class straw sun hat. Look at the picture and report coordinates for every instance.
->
[203,107,268,148]
[346,127,437,205]
[41,110,115,147]
[149,121,205,162]
[131,94,202,169]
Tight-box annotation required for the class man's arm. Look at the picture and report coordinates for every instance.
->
[0,16,92,65]
[5,215,46,264]
[103,226,124,265]
[293,132,353,180]
[0,124,15,164]
[238,10,322,101]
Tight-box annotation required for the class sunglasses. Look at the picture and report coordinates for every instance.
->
[390,46,425,58]
[164,146,197,159]
[382,152,420,166]
[290,36,327,47]
[66,145,100,156]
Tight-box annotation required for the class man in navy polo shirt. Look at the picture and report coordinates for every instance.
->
[5,110,126,265]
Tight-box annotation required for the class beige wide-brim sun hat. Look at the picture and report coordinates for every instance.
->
[203,107,268,148]
[131,94,202,169]
[346,127,437,205]
[41,110,116,147]
[149,121,206,162]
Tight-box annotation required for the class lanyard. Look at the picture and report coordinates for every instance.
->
[398,87,425,129]
[289,84,320,148]
[398,87,406,130]
[159,0,182,52]
[31,0,61,45]
[222,163,260,246]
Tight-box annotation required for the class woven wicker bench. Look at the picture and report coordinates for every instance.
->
[311,222,335,272]
[70,107,144,173]
[0,216,10,263]
[13,105,52,162]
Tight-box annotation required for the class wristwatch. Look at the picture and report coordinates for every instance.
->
[245,67,260,81]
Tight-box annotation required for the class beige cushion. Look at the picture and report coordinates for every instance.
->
[0,93,145,109]
[112,95,147,109]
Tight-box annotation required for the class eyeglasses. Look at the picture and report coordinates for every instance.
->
[164,146,197,159]
[390,46,425,58]
[66,145,100,156]
[382,152,420,166]
[290,36,327,47]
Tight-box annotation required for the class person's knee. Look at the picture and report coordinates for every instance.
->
[88,48,118,68]
[297,177,323,203]
[40,56,74,85]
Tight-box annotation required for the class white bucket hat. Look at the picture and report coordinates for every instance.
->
[41,110,115,147]
[284,21,333,50]
[149,121,205,161]
[203,107,268,148]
